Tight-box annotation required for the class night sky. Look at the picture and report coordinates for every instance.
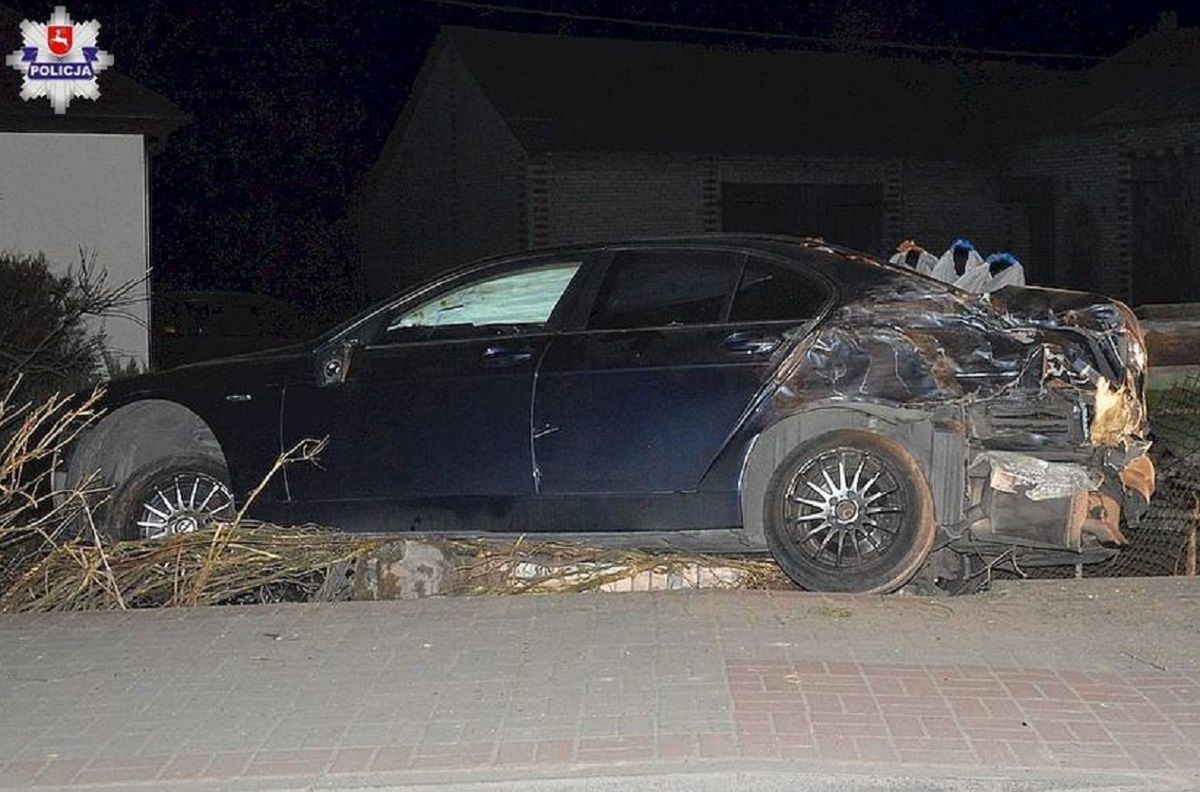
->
[12,0,1195,327]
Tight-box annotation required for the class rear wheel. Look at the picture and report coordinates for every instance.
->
[764,429,935,593]
[105,455,236,542]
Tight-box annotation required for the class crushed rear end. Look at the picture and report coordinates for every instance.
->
[776,246,1156,570]
[956,287,1154,564]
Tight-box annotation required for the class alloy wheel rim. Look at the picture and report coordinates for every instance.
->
[135,472,235,540]
[783,447,907,569]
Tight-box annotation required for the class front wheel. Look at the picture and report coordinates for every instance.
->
[764,429,936,593]
[104,455,236,542]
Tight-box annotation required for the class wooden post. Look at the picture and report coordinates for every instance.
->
[1187,523,1197,576]
[1186,494,1199,577]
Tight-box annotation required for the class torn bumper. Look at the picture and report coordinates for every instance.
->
[967,446,1154,554]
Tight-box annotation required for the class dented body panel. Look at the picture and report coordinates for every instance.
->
[724,239,1153,565]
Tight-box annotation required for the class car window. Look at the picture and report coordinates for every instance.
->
[382,261,581,342]
[588,249,742,330]
[729,259,830,323]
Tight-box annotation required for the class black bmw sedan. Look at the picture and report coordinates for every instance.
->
[67,235,1155,593]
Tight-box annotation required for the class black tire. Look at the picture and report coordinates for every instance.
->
[903,548,986,596]
[764,429,936,593]
[104,455,235,542]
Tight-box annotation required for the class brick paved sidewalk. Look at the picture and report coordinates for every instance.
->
[0,577,1198,790]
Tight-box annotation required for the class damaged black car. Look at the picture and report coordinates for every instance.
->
[66,235,1155,593]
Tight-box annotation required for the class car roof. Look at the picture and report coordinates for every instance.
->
[474,233,881,267]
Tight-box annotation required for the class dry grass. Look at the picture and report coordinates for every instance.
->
[447,538,787,594]
[1,522,383,612]
[0,413,384,612]
[0,379,108,602]
[1,527,787,612]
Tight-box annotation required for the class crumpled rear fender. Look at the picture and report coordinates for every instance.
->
[735,277,1154,558]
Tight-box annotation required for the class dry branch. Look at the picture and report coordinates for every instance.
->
[445,538,787,594]
[1,525,789,612]
[0,380,107,601]
[1,522,383,612]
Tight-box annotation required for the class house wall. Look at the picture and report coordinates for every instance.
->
[1006,128,1124,296]
[1007,119,1200,303]
[377,119,1183,299]
[374,30,1200,305]
[900,159,1013,259]
[360,41,527,299]
[0,132,149,367]
[529,152,710,247]
[529,151,1013,265]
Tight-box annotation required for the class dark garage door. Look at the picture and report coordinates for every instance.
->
[1131,152,1200,306]
[721,182,884,254]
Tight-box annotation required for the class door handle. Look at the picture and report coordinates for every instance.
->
[723,331,781,355]
[482,345,534,366]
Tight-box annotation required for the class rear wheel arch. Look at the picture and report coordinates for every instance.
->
[739,404,962,546]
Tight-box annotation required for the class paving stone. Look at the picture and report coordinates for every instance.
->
[0,578,1198,788]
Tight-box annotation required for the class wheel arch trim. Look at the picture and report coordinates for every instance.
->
[66,398,229,496]
[739,403,967,546]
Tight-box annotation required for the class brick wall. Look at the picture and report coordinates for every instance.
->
[1006,128,1124,296]
[1005,119,1200,302]
[529,152,711,247]
[534,151,1011,264]
[899,158,1011,258]
[359,41,526,299]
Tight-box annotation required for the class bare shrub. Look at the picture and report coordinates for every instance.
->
[0,380,108,606]
[0,248,144,410]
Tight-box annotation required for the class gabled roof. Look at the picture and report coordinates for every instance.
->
[0,6,186,136]
[1070,25,1200,128]
[438,26,1074,157]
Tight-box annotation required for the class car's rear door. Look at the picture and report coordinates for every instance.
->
[280,253,590,531]
[531,246,831,529]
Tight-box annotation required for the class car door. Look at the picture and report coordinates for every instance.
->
[280,254,589,531]
[531,248,833,529]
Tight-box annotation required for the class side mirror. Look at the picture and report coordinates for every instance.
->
[318,338,359,387]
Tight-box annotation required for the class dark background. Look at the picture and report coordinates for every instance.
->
[11,0,1196,328]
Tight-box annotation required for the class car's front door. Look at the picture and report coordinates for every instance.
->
[280,254,588,531]
[532,248,831,530]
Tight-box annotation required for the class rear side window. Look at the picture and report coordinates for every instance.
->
[588,249,742,330]
[729,259,830,322]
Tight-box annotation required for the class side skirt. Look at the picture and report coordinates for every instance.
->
[252,491,749,543]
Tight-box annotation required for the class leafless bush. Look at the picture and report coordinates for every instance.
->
[0,248,145,411]
[0,380,110,605]
[1,522,377,612]
[0,432,354,612]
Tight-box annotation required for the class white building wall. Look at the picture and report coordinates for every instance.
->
[0,132,149,367]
